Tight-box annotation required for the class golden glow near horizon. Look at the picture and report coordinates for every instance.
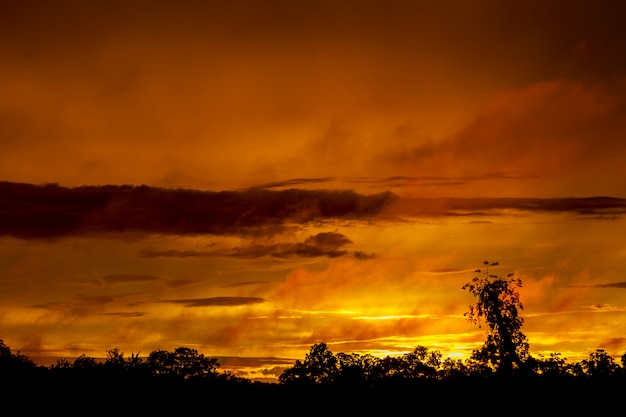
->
[2,1,626,382]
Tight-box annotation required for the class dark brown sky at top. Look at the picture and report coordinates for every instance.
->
[2,0,626,194]
[4,1,623,76]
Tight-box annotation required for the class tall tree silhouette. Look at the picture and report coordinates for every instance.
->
[462,261,529,375]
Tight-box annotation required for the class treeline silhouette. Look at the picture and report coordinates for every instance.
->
[4,338,626,386]
[1,338,625,413]
[2,262,625,413]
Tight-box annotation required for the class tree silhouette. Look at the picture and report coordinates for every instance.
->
[335,352,369,385]
[72,353,100,370]
[462,261,529,376]
[147,347,219,380]
[51,357,72,370]
[581,349,619,378]
[368,346,442,381]
[403,346,441,379]
[0,339,36,374]
[279,342,338,385]
[103,348,147,381]
[529,352,570,377]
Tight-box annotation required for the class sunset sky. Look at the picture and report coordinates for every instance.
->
[2,0,626,382]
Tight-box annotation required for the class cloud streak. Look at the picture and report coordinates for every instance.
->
[571,282,626,289]
[141,231,374,260]
[250,177,335,189]
[102,312,148,317]
[352,173,538,190]
[391,196,626,218]
[163,297,265,307]
[594,282,626,289]
[101,274,161,285]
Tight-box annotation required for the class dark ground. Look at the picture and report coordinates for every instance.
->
[2,375,624,415]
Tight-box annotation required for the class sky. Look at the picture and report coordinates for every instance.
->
[1,0,626,382]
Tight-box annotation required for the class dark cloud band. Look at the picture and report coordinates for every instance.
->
[2,181,625,240]
[0,181,394,239]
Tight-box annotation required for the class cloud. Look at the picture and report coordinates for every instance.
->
[165,279,201,288]
[597,337,626,354]
[352,173,537,190]
[140,249,211,258]
[305,231,352,247]
[250,177,335,189]
[584,304,625,312]
[228,242,348,259]
[30,294,117,317]
[352,251,376,260]
[5,181,626,241]
[388,196,626,218]
[27,291,153,320]
[141,231,372,260]
[0,182,394,239]
[163,296,265,307]
[568,282,626,289]
[384,79,626,198]
[101,274,161,285]
[101,312,148,317]
[222,281,270,288]
[76,295,116,305]
[591,282,626,289]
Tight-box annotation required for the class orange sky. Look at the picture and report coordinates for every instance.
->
[1,0,626,382]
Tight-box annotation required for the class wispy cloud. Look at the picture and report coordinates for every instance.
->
[101,311,148,317]
[589,282,626,289]
[352,173,538,189]
[163,297,265,307]
[584,304,626,312]
[101,274,161,285]
[221,281,270,288]
[249,177,334,189]
[567,282,626,290]
[31,295,117,315]
[165,279,201,288]
[29,293,146,317]
[141,231,372,260]
[390,196,626,218]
